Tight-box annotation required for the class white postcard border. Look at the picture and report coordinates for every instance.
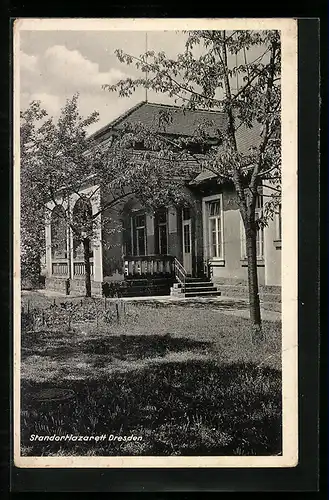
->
[13,17,298,468]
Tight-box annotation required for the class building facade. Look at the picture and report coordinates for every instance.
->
[43,102,281,296]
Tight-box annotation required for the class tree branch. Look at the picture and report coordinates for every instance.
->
[256,164,280,178]
[91,190,135,220]
[249,39,278,196]
[262,183,281,193]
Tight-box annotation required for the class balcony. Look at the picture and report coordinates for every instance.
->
[52,261,68,276]
[124,255,175,279]
[51,260,94,277]
[73,261,94,277]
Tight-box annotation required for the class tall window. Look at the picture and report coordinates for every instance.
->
[240,195,264,259]
[122,215,132,256]
[183,207,191,221]
[206,197,223,259]
[155,208,168,255]
[72,198,93,259]
[51,206,67,259]
[132,213,146,256]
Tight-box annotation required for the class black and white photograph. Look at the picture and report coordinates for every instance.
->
[13,18,298,468]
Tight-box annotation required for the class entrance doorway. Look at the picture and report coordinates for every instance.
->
[182,209,192,275]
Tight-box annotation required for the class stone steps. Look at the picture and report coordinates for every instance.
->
[171,277,221,298]
[185,286,218,293]
[185,290,222,298]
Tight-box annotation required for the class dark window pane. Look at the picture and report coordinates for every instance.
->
[208,201,220,216]
[51,207,68,259]
[137,227,145,256]
[183,208,190,220]
[132,221,137,255]
[155,209,167,254]
[135,215,145,228]
[183,224,191,253]
[122,217,132,256]
[159,224,167,254]
[157,208,167,224]
[132,214,146,255]
[134,140,145,150]
[210,244,217,258]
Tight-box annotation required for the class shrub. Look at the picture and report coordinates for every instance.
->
[102,280,128,298]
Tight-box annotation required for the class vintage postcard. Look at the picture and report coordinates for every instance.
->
[13,18,298,468]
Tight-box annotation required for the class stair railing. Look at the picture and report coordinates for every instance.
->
[173,258,187,288]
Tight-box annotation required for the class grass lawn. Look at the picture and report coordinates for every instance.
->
[20,294,282,457]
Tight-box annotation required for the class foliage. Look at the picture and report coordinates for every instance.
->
[103,29,282,333]
[22,301,81,333]
[105,29,281,222]
[21,94,99,240]
[21,297,136,334]
[22,93,200,241]
[20,102,48,287]
[102,280,127,298]
[21,93,199,295]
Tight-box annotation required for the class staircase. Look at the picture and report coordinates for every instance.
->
[171,259,221,298]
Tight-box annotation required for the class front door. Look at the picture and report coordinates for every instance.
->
[182,218,192,275]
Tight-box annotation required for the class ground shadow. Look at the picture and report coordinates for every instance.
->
[125,299,250,310]
[21,333,212,362]
[21,360,282,457]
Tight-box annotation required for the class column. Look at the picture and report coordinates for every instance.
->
[45,217,52,277]
[68,224,74,279]
[90,188,103,283]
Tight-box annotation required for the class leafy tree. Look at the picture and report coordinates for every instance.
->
[104,29,281,340]
[20,101,48,288]
[21,94,198,297]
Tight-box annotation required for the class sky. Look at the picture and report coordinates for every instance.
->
[19,29,267,135]
[19,30,190,134]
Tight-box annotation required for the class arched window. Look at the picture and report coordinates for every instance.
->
[51,205,67,259]
[72,197,93,259]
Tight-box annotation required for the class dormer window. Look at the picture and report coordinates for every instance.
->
[133,140,146,150]
[176,141,211,155]
[186,142,210,154]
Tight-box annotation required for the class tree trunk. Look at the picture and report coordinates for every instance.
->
[83,237,92,298]
[245,221,263,343]
[32,252,41,288]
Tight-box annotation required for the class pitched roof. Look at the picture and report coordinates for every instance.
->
[90,101,263,185]
[91,101,228,141]
[191,121,263,184]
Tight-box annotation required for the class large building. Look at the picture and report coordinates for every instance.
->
[44,102,282,297]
